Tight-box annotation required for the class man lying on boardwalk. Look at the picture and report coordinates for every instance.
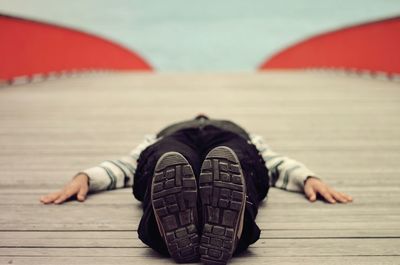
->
[40,115,353,265]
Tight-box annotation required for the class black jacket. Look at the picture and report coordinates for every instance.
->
[157,114,250,141]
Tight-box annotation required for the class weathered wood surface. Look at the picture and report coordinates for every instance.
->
[0,71,399,264]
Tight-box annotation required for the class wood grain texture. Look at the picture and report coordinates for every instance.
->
[0,71,399,264]
[1,257,400,265]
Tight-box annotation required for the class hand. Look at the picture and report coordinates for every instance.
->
[304,177,353,204]
[40,173,89,204]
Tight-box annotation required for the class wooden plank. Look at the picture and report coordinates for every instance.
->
[1,230,400,248]
[0,152,399,178]
[1,140,400,152]
[1,256,400,265]
[1,202,399,231]
[1,171,399,190]
[1,187,400,204]
[1,238,399,256]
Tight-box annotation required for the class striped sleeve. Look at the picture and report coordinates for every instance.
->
[80,134,158,192]
[249,134,318,192]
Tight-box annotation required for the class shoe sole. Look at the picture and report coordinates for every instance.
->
[199,146,246,265]
[151,152,199,263]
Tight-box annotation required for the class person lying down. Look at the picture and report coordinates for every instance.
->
[41,115,352,265]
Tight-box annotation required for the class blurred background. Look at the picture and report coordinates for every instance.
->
[1,0,399,75]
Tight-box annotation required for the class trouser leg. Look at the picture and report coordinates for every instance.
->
[202,128,269,254]
[133,132,201,256]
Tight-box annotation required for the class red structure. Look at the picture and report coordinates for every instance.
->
[0,14,152,82]
[260,17,400,76]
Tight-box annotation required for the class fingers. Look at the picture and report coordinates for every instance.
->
[40,174,90,205]
[318,188,336,204]
[331,190,347,203]
[331,190,353,203]
[54,187,77,204]
[40,187,83,205]
[305,178,353,204]
[342,192,353,202]
[304,184,317,202]
[317,187,353,204]
[77,185,89,202]
[40,191,62,204]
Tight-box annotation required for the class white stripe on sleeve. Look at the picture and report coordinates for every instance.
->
[249,134,317,192]
[81,134,158,192]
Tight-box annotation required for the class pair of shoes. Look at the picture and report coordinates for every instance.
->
[151,146,246,264]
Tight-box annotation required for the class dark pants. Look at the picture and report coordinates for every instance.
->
[132,125,269,255]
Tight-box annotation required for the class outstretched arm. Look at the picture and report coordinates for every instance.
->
[250,134,352,203]
[40,134,158,204]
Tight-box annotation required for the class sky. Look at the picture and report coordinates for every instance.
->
[1,0,399,71]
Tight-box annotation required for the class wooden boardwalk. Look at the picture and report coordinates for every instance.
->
[0,71,399,264]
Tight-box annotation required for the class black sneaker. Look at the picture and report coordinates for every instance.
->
[199,146,246,265]
[151,152,200,263]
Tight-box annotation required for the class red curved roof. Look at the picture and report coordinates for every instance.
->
[259,17,400,75]
[0,14,152,82]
